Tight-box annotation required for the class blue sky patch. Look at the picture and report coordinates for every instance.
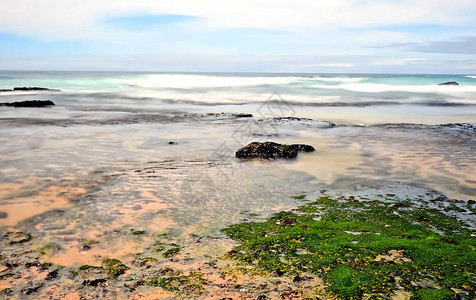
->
[372,23,455,33]
[104,13,198,30]
[0,32,86,56]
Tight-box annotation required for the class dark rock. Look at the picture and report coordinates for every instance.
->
[45,269,59,280]
[438,81,459,86]
[283,217,297,226]
[227,249,238,256]
[0,273,14,280]
[0,100,55,107]
[276,269,285,276]
[21,282,43,294]
[288,144,315,152]
[234,113,253,118]
[235,142,315,160]
[0,287,13,295]
[168,141,177,145]
[13,87,60,91]
[293,275,314,283]
[0,212,7,219]
[2,232,32,244]
[82,278,107,287]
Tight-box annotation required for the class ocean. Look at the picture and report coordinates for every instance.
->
[0,71,475,298]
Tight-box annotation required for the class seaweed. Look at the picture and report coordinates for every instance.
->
[222,197,475,299]
[148,272,207,294]
[101,258,129,276]
[163,247,181,258]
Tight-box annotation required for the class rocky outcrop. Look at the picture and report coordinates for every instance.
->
[438,81,459,86]
[0,87,60,92]
[236,142,315,160]
[13,87,60,91]
[0,100,55,107]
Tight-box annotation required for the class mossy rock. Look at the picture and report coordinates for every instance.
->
[222,197,476,299]
[101,258,129,276]
[78,265,102,271]
[163,247,181,258]
[148,272,207,294]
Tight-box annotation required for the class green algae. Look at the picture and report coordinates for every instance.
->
[163,247,181,258]
[78,265,101,271]
[148,272,207,294]
[78,259,129,277]
[131,230,146,235]
[412,288,457,300]
[222,197,476,299]
[38,242,62,255]
[101,258,129,276]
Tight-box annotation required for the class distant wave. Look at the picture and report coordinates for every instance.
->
[464,76,476,79]
[121,74,297,89]
[306,76,364,83]
[64,91,476,108]
[310,82,476,95]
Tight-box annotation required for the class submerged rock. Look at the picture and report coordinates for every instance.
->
[0,100,55,107]
[236,142,315,160]
[2,232,32,244]
[438,81,459,86]
[20,282,43,295]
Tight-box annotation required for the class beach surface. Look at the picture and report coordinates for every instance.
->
[0,72,475,299]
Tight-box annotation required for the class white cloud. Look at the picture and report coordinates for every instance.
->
[459,65,476,70]
[371,58,427,66]
[310,63,355,68]
[1,0,476,40]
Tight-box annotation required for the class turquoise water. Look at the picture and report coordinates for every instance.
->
[1,71,476,106]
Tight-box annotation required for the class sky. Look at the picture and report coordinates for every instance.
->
[1,0,476,73]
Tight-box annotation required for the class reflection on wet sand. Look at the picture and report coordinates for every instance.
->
[283,134,363,184]
[0,179,87,226]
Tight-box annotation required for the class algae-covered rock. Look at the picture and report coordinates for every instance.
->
[222,196,476,299]
[101,258,129,276]
[236,142,315,160]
